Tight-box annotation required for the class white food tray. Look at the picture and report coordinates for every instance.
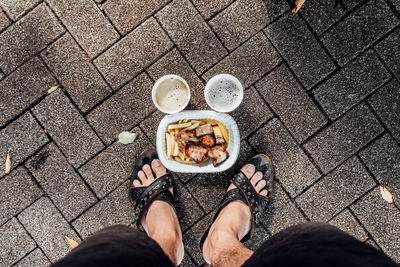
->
[156,110,240,173]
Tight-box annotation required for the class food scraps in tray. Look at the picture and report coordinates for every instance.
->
[166,119,229,166]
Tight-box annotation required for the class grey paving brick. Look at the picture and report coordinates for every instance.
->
[0,9,10,31]
[47,0,119,58]
[300,0,345,35]
[321,0,399,66]
[203,32,281,89]
[186,171,231,213]
[0,112,48,177]
[376,28,400,82]
[0,167,42,225]
[191,0,233,19]
[351,187,400,262]
[248,118,320,197]
[32,90,104,168]
[0,4,64,74]
[262,183,307,235]
[156,0,227,74]
[328,209,368,241]
[264,13,336,89]
[15,248,51,267]
[0,218,35,266]
[231,86,273,138]
[391,0,400,11]
[296,156,375,221]
[304,104,384,173]
[94,17,172,89]
[0,0,40,20]
[256,64,327,142]
[0,57,57,127]
[313,50,391,120]
[179,252,196,267]
[27,143,97,221]
[18,197,81,262]
[79,128,152,198]
[41,34,111,113]
[209,0,289,51]
[147,48,207,110]
[174,179,205,231]
[183,212,213,265]
[139,111,164,146]
[86,73,156,145]
[343,0,364,10]
[72,181,134,238]
[368,80,400,143]
[103,0,169,35]
[0,69,4,80]
[360,134,400,201]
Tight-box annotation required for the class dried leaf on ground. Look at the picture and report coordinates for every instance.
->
[47,84,60,94]
[5,148,11,174]
[379,186,393,203]
[65,236,79,248]
[292,0,306,13]
[118,131,137,144]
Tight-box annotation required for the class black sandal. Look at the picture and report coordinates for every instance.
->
[129,149,176,230]
[200,154,274,250]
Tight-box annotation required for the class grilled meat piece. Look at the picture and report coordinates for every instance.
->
[199,134,215,147]
[208,146,229,166]
[186,144,208,163]
[195,124,213,137]
[175,132,189,149]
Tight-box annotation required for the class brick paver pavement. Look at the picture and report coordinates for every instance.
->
[0,0,399,265]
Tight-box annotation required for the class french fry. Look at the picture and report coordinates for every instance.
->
[178,150,185,161]
[180,122,199,132]
[168,122,191,131]
[166,133,172,159]
[189,137,200,142]
[191,120,205,125]
[172,137,179,157]
[174,156,196,164]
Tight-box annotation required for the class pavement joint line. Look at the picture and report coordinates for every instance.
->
[296,12,341,69]
[373,47,400,85]
[29,110,102,202]
[198,0,236,22]
[294,131,387,199]
[13,217,40,264]
[89,1,173,62]
[0,30,66,79]
[93,0,123,37]
[1,0,44,23]
[384,0,400,18]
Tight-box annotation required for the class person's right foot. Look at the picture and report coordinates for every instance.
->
[202,163,268,263]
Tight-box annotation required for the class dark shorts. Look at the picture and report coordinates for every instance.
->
[52,223,397,267]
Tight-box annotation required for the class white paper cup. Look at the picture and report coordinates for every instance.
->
[152,74,191,114]
[204,74,243,113]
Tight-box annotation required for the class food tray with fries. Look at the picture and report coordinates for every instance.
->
[156,111,240,173]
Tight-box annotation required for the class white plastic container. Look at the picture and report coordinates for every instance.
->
[156,110,240,173]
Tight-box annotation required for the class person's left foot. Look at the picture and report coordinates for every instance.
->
[132,159,184,265]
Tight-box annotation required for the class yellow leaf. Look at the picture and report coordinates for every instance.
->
[5,148,11,175]
[44,128,48,134]
[379,186,393,204]
[292,0,306,13]
[47,84,60,94]
[65,236,79,248]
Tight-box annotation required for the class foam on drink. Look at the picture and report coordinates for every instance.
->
[205,78,242,112]
[155,77,189,112]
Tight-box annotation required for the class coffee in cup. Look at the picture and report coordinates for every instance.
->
[152,75,191,113]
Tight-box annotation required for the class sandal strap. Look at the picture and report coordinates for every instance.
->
[232,172,264,224]
[133,174,175,223]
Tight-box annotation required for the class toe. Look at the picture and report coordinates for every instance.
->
[151,159,167,178]
[142,164,154,182]
[133,179,142,187]
[255,180,266,193]
[259,189,268,197]
[240,164,255,179]
[250,172,263,187]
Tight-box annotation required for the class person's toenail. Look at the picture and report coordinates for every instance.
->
[153,160,161,167]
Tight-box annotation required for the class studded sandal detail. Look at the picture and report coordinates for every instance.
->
[129,149,176,230]
[199,154,274,251]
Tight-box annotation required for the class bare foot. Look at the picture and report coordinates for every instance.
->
[202,163,268,265]
[132,159,184,265]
